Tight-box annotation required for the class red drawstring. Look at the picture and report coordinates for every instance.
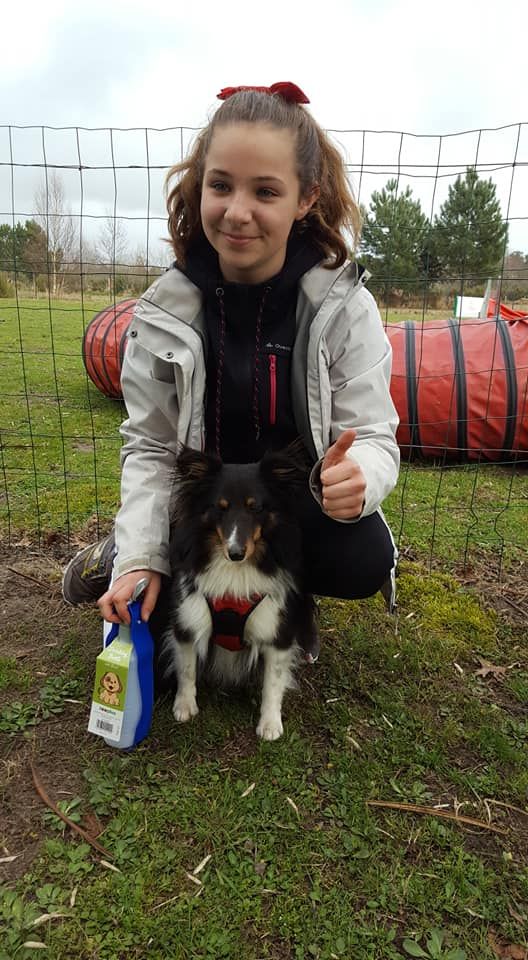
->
[269,354,277,426]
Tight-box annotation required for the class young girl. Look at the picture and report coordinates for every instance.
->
[63,82,399,659]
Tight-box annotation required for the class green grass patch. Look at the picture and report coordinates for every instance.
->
[0,676,85,734]
[0,656,31,692]
[0,297,125,535]
[1,568,527,958]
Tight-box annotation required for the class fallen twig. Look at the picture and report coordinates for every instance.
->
[7,567,52,590]
[366,799,507,834]
[486,798,528,820]
[30,763,113,859]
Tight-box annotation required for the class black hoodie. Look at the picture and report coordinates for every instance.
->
[179,228,322,463]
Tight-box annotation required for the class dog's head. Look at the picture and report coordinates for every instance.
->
[101,671,121,694]
[174,441,310,564]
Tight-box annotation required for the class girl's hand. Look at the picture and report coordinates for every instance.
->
[97,570,161,625]
[320,429,366,520]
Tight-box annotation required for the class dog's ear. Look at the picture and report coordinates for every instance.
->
[175,446,221,483]
[260,439,312,487]
[283,438,314,473]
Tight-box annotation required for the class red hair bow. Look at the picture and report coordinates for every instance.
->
[217,82,310,104]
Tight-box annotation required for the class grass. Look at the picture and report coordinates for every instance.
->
[0,297,126,536]
[0,568,527,958]
[1,298,526,571]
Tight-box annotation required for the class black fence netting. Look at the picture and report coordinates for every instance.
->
[0,122,526,578]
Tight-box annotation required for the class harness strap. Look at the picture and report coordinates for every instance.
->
[207,594,264,652]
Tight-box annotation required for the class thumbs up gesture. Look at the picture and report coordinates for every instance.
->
[320,429,366,520]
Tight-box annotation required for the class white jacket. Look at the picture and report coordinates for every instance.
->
[114,260,400,578]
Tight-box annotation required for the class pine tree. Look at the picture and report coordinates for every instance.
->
[21,220,49,293]
[0,220,49,293]
[0,222,32,274]
[433,167,508,284]
[360,179,430,298]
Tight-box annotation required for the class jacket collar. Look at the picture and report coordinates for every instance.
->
[137,252,368,336]
[300,259,369,313]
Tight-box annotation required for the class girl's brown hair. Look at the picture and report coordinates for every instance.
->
[166,90,361,269]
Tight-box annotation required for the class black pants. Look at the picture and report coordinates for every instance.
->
[297,489,396,600]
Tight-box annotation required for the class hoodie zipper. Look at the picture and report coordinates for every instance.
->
[269,354,277,426]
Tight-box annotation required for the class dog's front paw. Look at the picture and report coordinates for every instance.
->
[256,714,283,741]
[172,694,199,723]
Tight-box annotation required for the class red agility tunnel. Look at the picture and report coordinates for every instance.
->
[386,313,528,461]
[83,298,528,461]
[82,299,137,399]
[488,298,528,322]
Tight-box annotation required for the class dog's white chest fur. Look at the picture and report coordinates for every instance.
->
[193,559,289,676]
[197,555,292,608]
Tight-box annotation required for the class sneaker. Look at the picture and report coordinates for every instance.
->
[62,533,116,605]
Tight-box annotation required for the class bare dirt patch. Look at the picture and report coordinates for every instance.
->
[0,543,102,882]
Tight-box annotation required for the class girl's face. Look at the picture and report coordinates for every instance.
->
[201,122,317,284]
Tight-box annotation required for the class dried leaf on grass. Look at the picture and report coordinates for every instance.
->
[488,929,528,959]
[286,796,300,818]
[32,913,69,928]
[185,871,202,887]
[99,860,121,873]
[192,854,212,875]
[82,813,104,838]
[475,657,509,679]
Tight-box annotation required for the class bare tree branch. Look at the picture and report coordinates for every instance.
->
[34,172,77,297]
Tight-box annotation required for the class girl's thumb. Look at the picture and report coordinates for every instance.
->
[323,429,357,469]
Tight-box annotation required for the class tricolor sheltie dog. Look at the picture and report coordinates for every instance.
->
[155,443,316,741]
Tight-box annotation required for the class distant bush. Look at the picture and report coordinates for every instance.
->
[129,274,155,296]
[113,274,128,295]
[0,272,14,297]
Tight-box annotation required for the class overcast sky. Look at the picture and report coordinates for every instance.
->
[2,0,527,258]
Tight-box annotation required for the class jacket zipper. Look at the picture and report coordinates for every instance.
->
[269,354,277,426]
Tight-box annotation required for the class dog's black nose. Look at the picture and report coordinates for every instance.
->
[228,547,246,562]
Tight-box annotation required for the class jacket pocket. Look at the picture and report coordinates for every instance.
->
[150,356,175,384]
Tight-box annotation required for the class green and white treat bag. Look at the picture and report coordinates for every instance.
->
[88,640,132,743]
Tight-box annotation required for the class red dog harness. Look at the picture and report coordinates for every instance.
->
[207,594,264,652]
